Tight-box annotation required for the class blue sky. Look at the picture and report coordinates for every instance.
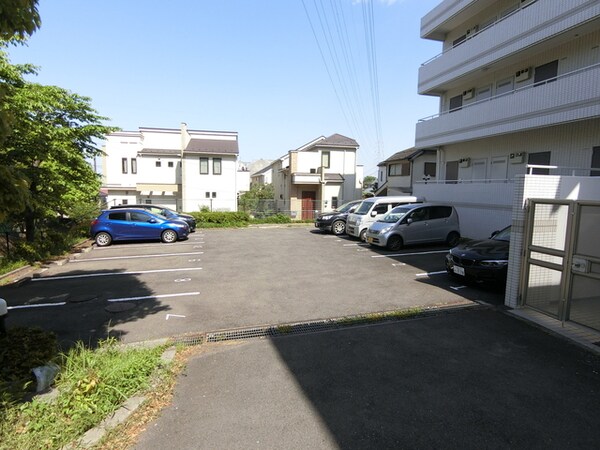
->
[7,0,441,177]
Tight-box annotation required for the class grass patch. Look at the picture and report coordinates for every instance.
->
[0,338,168,450]
[0,259,29,277]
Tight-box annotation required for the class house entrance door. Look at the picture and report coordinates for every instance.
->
[301,191,317,220]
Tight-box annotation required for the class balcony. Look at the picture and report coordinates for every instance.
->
[415,63,600,148]
[421,0,495,41]
[419,0,600,95]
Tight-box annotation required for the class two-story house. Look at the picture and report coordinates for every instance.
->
[102,123,240,211]
[374,148,437,196]
[256,134,363,219]
[415,0,600,331]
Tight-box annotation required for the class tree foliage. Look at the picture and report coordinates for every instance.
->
[0,47,117,241]
[238,183,275,214]
[363,175,376,187]
[0,0,41,39]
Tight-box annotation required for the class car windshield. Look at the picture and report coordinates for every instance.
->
[492,226,511,241]
[336,201,359,213]
[379,206,412,223]
[354,200,374,215]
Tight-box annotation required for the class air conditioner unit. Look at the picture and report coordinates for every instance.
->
[515,67,531,82]
[459,158,471,168]
[462,88,474,100]
[510,152,525,164]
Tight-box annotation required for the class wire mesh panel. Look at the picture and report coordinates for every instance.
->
[523,201,570,317]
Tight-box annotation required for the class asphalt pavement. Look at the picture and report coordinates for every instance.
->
[134,308,600,450]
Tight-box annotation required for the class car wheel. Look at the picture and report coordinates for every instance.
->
[446,231,460,247]
[387,235,403,251]
[95,232,112,247]
[331,220,346,235]
[161,229,178,243]
[359,229,367,242]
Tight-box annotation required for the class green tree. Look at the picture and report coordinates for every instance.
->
[239,183,275,214]
[0,56,117,240]
[363,175,376,188]
[0,0,41,39]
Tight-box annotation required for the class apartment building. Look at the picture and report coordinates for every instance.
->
[256,134,363,219]
[102,124,240,212]
[415,0,600,330]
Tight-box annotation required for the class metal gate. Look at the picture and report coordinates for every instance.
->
[521,200,600,331]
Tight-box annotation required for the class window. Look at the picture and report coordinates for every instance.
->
[155,161,161,168]
[122,199,128,205]
[130,211,150,223]
[534,60,558,86]
[212,192,217,198]
[131,158,137,174]
[108,212,127,221]
[452,34,466,47]
[528,151,551,175]
[449,94,463,112]
[373,203,390,214]
[332,196,339,209]
[168,161,174,168]
[408,207,429,222]
[200,157,209,174]
[213,158,222,175]
[145,199,152,204]
[388,162,410,176]
[322,151,330,168]
[591,147,600,176]
[430,206,452,219]
[205,192,210,198]
[424,162,436,178]
[122,158,128,174]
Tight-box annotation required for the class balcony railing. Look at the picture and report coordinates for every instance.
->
[421,0,539,67]
[416,62,600,148]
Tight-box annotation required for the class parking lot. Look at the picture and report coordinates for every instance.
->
[1,226,503,346]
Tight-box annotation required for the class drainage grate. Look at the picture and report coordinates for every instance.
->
[170,332,205,346]
[206,319,339,343]
[170,303,483,345]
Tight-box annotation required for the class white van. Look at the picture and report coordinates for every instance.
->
[346,196,423,241]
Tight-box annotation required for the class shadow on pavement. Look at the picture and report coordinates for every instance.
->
[270,308,600,448]
[0,268,169,350]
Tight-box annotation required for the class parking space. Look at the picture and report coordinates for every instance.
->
[0,227,503,346]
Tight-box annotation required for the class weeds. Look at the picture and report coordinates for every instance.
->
[0,338,167,450]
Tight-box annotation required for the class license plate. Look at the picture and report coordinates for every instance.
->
[453,266,465,276]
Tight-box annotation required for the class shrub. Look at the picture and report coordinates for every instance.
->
[189,211,251,227]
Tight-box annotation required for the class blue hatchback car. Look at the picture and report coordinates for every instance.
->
[90,208,189,247]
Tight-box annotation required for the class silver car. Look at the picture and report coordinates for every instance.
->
[366,203,460,251]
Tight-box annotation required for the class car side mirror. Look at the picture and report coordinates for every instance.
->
[490,230,499,238]
[349,207,356,213]
[406,218,413,225]
[370,211,378,217]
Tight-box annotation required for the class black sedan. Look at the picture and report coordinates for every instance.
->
[446,226,510,285]
[314,199,362,235]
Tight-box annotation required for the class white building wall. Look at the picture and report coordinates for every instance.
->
[182,155,238,212]
[139,128,180,150]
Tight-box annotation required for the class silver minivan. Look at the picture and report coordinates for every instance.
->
[365,203,460,251]
[346,196,422,241]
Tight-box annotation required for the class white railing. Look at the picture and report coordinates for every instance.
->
[421,0,540,66]
[418,62,600,123]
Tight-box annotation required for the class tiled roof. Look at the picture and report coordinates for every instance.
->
[319,133,359,148]
[185,138,239,155]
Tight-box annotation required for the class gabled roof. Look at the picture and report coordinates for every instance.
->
[185,138,239,155]
[378,148,435,166]
[312,133,359,149]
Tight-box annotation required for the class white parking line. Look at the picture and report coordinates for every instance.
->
[70,252,204,262]
[415,270,447,277]
[343,243,369,247]
[371,250,448,258]
[8,302,67,310]
[31,267,203,282]
[107,292,200,302]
